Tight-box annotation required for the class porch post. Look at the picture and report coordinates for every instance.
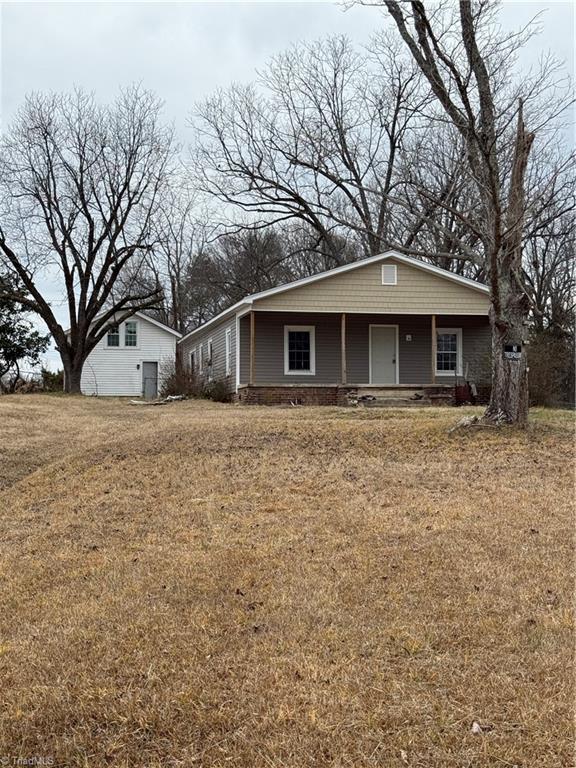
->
[431,314,436,384]
[340,313,347,385]
[249,311,255,386]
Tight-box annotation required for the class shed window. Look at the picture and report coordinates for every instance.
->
[190,349,196,372]
[107,325,120,347]
[284,326,315,375]
[381,264,397,285]
[125,321,138,347]
[436,328,462,376]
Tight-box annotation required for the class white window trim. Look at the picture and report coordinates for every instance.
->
[106,325,121,348]
[381,264,397,285]
[190,347,196,372]
[225,327,232,377]
[284,325,316,376]
[207,338,213,380]
[199,344,204,371]
[124,320,139,349]
[436,327,463,377]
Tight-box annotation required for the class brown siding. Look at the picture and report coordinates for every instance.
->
[253,258,490,315]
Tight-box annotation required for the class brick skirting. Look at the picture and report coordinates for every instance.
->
[235,386,348,406]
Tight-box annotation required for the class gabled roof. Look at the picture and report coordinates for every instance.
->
[132,311,182,337]
[65,310,181,338]
[178,250,489,345]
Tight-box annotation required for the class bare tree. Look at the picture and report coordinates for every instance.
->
[121,184,214,334]
[0,87,175,392]
[193,35,432,260]
[370,0,574,424]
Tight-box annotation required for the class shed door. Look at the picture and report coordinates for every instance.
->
[370,326,397,384]
[142,361,158,400]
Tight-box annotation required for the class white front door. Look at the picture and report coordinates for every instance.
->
[370,326,397,384]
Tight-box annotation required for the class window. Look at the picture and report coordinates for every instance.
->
[107,325,120,347]
[207,339,213,380]
[190,349,196,372]
[199,345,204,371]
[225,328,232,376]
[381,264,397,285]
[436,328,462,376]
[284,325,315,375]
[125,321,138,347]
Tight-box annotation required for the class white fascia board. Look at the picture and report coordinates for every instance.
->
[178,300,252,345]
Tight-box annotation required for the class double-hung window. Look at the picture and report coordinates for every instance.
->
[107,325,120,347]
[284,325,315,375]
[436,328,462,376]
[124,321,138,347]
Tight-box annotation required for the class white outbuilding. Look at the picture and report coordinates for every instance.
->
[79,311,180,398]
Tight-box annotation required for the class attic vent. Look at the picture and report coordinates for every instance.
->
[381,264,397,285]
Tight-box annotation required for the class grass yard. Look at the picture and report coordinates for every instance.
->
[0,395,573,767]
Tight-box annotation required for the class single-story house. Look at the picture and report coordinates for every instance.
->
[178,250,492,405]
[79,311,181,397]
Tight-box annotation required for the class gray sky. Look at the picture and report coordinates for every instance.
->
[1,0,574,370]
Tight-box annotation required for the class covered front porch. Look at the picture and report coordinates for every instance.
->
[238,310,491,395]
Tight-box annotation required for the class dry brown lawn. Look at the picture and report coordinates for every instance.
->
[0,395,573,768]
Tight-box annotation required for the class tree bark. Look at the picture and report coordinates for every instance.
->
[484,102,534,426]
[486,292,530,425]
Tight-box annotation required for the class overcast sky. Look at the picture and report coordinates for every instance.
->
[1,0,574,370]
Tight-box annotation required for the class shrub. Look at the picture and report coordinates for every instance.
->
[529,330,575,407]
[202,378,232,403]
[41,368,64,392]
[159,360,202,398]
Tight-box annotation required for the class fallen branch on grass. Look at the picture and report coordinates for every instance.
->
[129,395,184,406]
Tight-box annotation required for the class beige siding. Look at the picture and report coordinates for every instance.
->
[253,258,490,315]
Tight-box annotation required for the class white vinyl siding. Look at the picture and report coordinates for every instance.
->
[81,316,178,396]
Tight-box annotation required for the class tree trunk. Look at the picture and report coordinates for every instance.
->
[484,102,534,426]
[63,359,84,394]
[485,297,530,426]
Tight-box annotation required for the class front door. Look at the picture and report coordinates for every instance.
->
[142,361,158,399]
[370,326,397,384]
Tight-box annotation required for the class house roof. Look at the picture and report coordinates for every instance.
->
[132,311,182,337]
[178,250,489,345]
[65,310,181,338]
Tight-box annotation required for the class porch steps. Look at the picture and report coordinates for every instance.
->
[349,386,453,408]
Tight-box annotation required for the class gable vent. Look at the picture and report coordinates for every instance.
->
[381,264,397,285]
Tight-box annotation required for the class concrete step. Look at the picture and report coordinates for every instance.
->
[356,388,426,398]
[360,397,433,408]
